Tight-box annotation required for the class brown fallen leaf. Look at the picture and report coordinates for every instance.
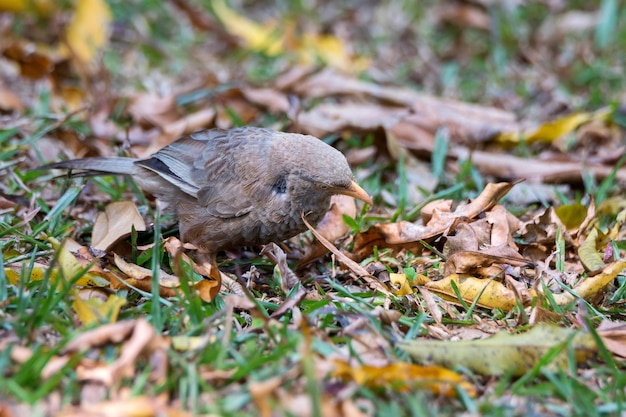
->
[91,201,146,251]
[2,41,55,79]
[443,251,529,277]
[0,81,24,112]
[431,2,490,30]
[457,149,626,185]
[597,320,626,358]
[112,252,220,302]
[353,181,519,257]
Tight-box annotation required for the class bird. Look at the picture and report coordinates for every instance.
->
[38,126,372,255]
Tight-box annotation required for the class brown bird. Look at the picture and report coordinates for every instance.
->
[39,127,372,254]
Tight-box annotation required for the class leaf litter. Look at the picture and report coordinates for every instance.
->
[1,1,626,416]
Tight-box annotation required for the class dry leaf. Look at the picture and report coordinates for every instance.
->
[399,324,597,376]
[212,0,282,55]
[72,292,127,325]
[64,0,112,63]
[49,238,105,286]
[2,41,54,79]
[0,82,24,112]
[497,110,608,145]
[426,273,526,311]
[92,201,147,251]
[389,273,413,296]
[552,260,626,305]
[578,228,605,273]
[597,320,626,358]
[333,360,475,396]
[443,251,528,277]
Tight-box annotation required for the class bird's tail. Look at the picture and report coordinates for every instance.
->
[36,157,139,177]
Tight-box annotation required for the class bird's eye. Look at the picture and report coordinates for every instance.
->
[272,175,287,194]
[319,184,329,190]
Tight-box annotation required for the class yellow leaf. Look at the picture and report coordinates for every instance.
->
[171,335,211,351]
[496,109,610,145]
[0,0,54,14]
[65,0,112,63]
[389,273,413,296]
[300,33,370,73]
[212,0,283,55]
[553,260,626,305]
[72,292,127,325]
[49,238,101,286]
[555,202,588,230]
[426,274,523,311]
[333,360,475,396]
[399,324,597,376]
[578,228,606,272]
[4,263,47,285]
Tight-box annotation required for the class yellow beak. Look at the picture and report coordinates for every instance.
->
[339,180,373,205]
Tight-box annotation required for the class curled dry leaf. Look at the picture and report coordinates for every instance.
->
[431,2,490,30]
[443,251,529,277]
[418,286,443,326]
[48,238,110,287]
[389,273,413,296]
[57,395,192,417]
[128,93,178,129]
[113,253,178,287]
[2,41,55,79]
[91,201,146,251]
[241,87,290,113]
[578,228,606,273]
[163,237,221,302]
[353,181,518,256]
[112,252,220,302]
[63,320,138,352]
[496,110,607,145]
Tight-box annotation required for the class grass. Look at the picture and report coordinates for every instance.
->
[2,1,626,416]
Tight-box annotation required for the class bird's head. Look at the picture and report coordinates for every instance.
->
[270,133,373,206]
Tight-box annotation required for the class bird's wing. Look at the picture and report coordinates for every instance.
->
[136,128,274,219]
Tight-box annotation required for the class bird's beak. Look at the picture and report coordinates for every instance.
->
[340,180,373,205]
